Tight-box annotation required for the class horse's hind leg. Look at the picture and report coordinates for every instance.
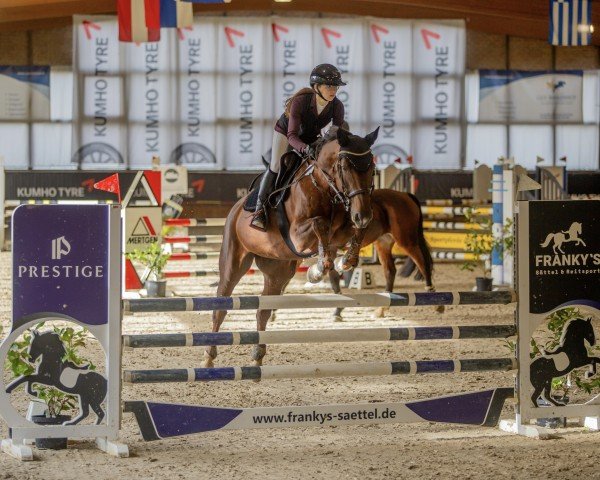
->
[204,247,254,367]
[373,237,395,318]
[252,257,298,367]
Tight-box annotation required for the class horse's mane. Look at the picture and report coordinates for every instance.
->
[313,125,348,158]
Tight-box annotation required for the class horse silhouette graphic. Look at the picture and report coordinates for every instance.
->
[5,331,107,425]
[530,318,599,407]
[540,222,586,254]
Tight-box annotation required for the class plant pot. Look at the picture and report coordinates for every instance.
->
[32,414,71,450]
[475,276,493,292]
[146,279,167,297]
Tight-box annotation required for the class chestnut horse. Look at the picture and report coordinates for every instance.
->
[327,189,440,321]
[205,127,379,367]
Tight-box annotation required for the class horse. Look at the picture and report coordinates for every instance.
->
[5,330,107,425]
[326,189,439,321]
[205,127,379,367]
[540,222,586,254]
[530,317,599,407]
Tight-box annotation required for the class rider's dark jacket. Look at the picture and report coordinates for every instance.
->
[274,93,345,152]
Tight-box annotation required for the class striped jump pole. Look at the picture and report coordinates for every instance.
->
[122,290,516,313]
[165,218,226,227]
[423,221,486,231]
[123,357,517,384]
[123,324,516,348]
[167,252,219,261]
[432,252,490,261]
[164,265,310,279]
[421,206,492,216]
[163,235,223,244]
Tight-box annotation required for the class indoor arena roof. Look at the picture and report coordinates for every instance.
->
[0,0,599,45]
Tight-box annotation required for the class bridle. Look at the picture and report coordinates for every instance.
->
[311,147,374,212]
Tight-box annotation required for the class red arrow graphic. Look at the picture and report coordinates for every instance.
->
[224,26,245,48]
[321,28,341,48]
[420,29,440,50]
[82,20,101,40]
[81,178,95,192]
[177,26,193,41]
[272,23,289,42]
[192,179,205,193]
[370,24,389,44]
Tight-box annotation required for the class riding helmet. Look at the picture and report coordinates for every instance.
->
[309,64,347,86]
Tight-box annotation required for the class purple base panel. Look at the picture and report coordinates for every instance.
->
[122,324,516,348]
[124,388,514,441]
[122,291,516,313]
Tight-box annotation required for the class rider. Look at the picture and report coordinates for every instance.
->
[250,63,347,231]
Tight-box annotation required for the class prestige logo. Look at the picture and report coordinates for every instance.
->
[18,236,104,279]
[51,236,71,259]
[535,222,600,276]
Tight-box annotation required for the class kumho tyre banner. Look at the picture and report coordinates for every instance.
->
[73,16,126,169]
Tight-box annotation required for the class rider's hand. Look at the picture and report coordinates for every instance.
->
[303,144,316,159]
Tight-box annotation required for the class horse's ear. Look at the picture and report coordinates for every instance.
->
[337,127,350,147]
[364,127,380,147]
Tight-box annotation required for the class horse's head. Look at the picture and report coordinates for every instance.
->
[565,317,595,347]
[28,330,65,363]
[317,126,379,228]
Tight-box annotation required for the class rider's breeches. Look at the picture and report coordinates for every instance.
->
[270,131,289,173]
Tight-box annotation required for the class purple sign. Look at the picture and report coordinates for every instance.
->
[12,205,112,328]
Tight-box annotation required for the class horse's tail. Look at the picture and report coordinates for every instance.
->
[407,193,434,279]
[540,233,554,248]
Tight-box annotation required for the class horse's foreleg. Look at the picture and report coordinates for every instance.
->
[335,228,367,273]
[306,217,334,283]
[6,375,31,394]
[252,259,298,368]
[205,247,254,368]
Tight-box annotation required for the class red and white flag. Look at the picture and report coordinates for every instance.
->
[94,173,122,202]
[118,0,161,43]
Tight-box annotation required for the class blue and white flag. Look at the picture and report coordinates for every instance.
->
[160,0,193,28]
[549,0,593,46]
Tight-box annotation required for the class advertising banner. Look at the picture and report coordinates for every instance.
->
[0,66,50,121]
[72,16,126,169]
[479,70,584,123]
[412,20,465,169]
[216,18,273,169]
[174,20,218,167]
[366,19,412,167]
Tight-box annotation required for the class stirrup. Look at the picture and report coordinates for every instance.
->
[250,209,267,231]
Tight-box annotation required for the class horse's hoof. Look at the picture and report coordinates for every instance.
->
[203,353,215,368]
[334,256,352,274]
[307,264,325,283]
[373,307,386,318]
[270,312,277,323]
[332,314,343,322]
[435,305,445,314]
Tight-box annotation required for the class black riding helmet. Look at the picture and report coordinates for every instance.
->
[310,64,347,87]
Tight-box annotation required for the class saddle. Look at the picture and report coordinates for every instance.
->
[243,151,304,212]
[243,151,314,258]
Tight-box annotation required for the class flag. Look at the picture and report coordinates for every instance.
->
[94,173,122,202]
[118,0,161,43]
[549,0,593,46]
[160,0,193,28]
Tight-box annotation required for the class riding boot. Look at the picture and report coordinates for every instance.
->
[250,168,277,231]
